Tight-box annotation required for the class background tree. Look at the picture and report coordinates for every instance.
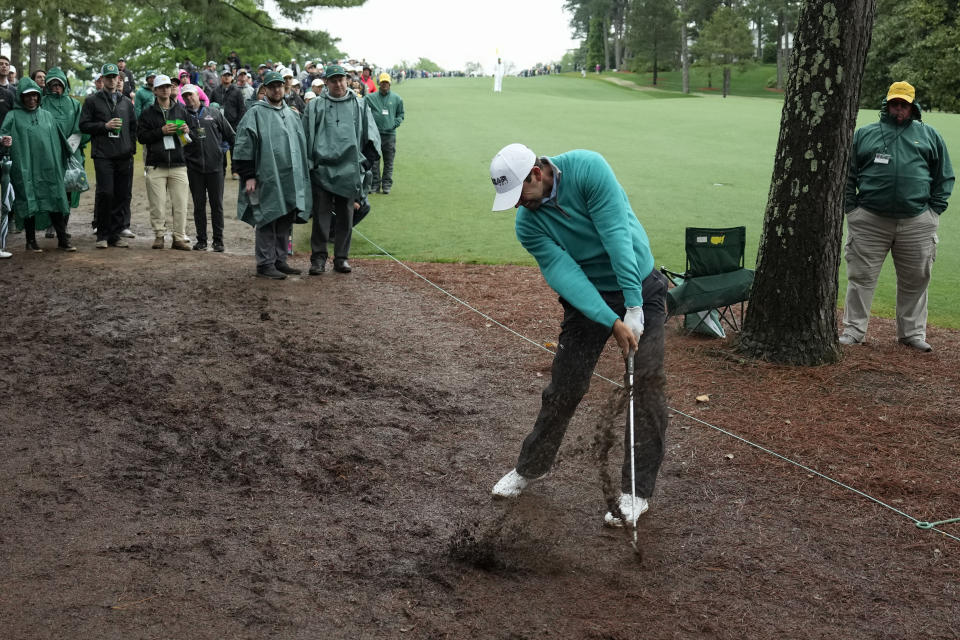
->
[740,0,878,365]
[627,0,680,85]
[692,5,753,96]
[416,57,443,73]
[585,16,607,70]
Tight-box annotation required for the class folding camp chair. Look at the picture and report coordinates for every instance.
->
[660,226,754,334]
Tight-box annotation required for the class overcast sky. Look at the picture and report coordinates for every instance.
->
[284,0,581,73]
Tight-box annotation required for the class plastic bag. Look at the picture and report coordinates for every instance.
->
[64,155,90,193]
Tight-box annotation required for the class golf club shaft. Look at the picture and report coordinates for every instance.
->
[627,349,636,533]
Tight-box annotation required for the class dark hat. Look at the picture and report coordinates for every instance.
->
[262,70,284,86]
[323,64,346,79]
[100,63,120,77]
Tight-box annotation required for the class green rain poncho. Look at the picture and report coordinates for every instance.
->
[234,100,312,227]
[0,77,70,229]
[41,67,88,209]
[303,88,381,199]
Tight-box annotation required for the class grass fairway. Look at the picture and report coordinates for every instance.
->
[296,74,959,329]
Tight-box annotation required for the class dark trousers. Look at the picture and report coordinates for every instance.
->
[26,213,68,246]
[255,212,294,268]
[93,157,133,243]
[188,168,225,244]
[515,270,669,497]
[372,134,396,192]
[309,183,353,263]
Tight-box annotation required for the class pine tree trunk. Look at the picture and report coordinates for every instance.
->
[28,33,40,74]
[722,67,730,97]
[776,14,785,89]
[603,17,611,70]
[10,8,24,76]
[680,9,689,94]
[739,0,878,366]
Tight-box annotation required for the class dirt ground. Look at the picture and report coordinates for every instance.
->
[1,180,958,639]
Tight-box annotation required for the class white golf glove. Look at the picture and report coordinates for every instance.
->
[624,306,645,339]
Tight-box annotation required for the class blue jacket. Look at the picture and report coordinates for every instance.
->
[515,149,654,327]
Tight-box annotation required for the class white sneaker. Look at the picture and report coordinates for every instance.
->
[120,228,136,238]
[491,468,544,498]
[0,249,11,259]
[604,493,649,527]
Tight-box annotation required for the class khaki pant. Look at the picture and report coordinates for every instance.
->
[842,207,940,341]
[144,165,189,241]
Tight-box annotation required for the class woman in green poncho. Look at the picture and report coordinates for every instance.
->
[42,67,89,211]
[0,77,73,252]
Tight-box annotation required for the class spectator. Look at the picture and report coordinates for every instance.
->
[117,58,136,99]
[236,70,255,101]
[841,81,955,352]
[303,90,316,105]
[79,62,137,249]
[280,68,305,113]
[364,72,404,195]
[0,77,74,252]
[0,56,14,125]
[137,74,192,250]
[8,66,17,85]
[42,67,88,214]
[494,57,504,93]
[227,51,242,72]
[182,85,234,252]
[134,70,157,118]
[303,64,380,275]
[30,69,46,90]
[360,66,376,95]
[210,67,245,179]
[201,61,219,96]
[182,57,198,84]
[176,69,209,106]
[233,70,311,279]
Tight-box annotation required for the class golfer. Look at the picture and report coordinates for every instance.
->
[488,144,668,527]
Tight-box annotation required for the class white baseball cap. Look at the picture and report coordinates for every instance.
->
[490,143,536,211]
[180,83,199,95]
[153,74,172,88]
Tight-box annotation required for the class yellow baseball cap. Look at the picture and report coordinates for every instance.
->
[378,72,391,84]
[886,81,915,103]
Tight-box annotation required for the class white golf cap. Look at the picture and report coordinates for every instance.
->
[153,74,172,88]
[490,143,536,211]
[180,83,199,95]
[312,78,324,86]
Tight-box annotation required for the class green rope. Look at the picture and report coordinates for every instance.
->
[353,230,960,545]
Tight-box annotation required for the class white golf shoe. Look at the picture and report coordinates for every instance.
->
[604,493,649,527]
[491,468,544,498]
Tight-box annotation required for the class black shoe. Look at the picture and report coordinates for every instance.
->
[212,242,224,252]
[309,259,326,275]
[26,240,42,253]
[275,262,302,275]
[256,265,287,279]
[58,243,77,252]
[193,241,208,251]
[333,258,352,273]
[382,187,391,195]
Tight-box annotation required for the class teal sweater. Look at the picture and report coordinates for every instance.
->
[515,150,654,327]
[845,104,954,217]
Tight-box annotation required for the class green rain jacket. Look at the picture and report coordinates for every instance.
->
[845,100,954,218]
[363,88,404,136]
[135,83,156,119]
[233,100,311,227]
[303,88,381,200]
[41,68,88,209]
[0,77,70,228]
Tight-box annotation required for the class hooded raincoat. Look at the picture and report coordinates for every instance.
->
[41,68,88,209]
[0,77,70,229]
[233,100,311,227]
[303,88,381,200]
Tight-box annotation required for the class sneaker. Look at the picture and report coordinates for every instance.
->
[193,241,208,251]
[212,242,224,253]
[256,265,287,280]
[95,240,108,249]
[309,259,326,275]
[152,236,164,250]
[26,240,43,253]
[58,243,77,252]
[0,249,12,259]
[382,188,391,195]
[838,334,861,346]
[491,469,545,499]
[45,229,56,238]
[333,258,352,273]
[111,239,130,248]
[604,493,649,528]
[120,228,136,238]
[275,262,302,275]
[898,337,933,352]
[171,239,191,251]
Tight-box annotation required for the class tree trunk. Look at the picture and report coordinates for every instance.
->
[653,51,659,86]
[45,24,59,70]
[603,16,611,70]
[680,2,689,94]
[10,8,25,76]
[776,13,785,89]
[722,66,730,97]
[739,0,878,366]
[29,33,40,74]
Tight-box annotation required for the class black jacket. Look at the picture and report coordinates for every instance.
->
[136,100,188,168]
[210,83,246,129]
[183,105,235,174]
[79,90,137,160]
[0,84,14,126]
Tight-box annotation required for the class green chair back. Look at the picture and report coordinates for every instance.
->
[685,226,746,277]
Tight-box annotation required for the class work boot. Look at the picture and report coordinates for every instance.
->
[152,236,164,249]
[256,265,287,280]
[899,337,933,352]
[491,469,545,499]
[171,239,191,251]
[604,493,649,528]
[333,258,352,273]
[309,259,326,275]
[275,262,302,275]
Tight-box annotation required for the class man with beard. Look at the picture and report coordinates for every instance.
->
[233,71,311,279]
[841,81,954,352]
[302,64,380,275]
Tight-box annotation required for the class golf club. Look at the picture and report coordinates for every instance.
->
[627,348,638,553]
